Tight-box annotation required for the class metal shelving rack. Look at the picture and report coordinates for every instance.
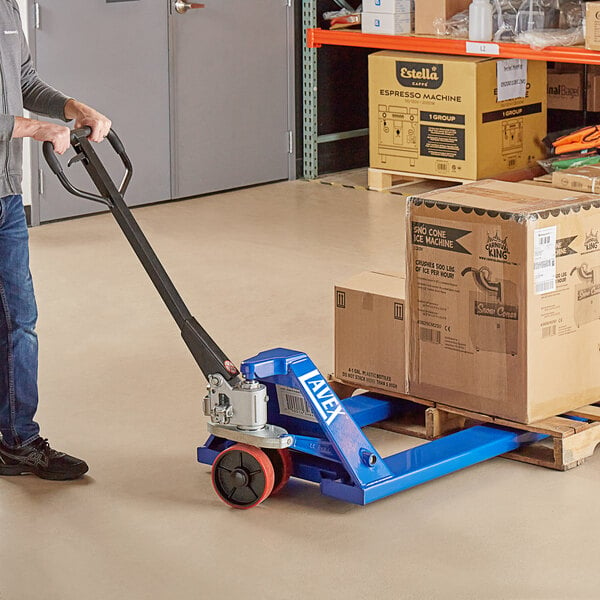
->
[302,23,600,179]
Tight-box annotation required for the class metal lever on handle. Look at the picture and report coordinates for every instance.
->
[174,1,205,14]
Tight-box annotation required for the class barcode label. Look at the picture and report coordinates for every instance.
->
[276,384,317,423]
[533,226,557,295]
[420,327,441,344]
[542,325,557,338]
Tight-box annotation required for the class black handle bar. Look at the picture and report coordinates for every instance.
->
[41,127,240,384]
[42,127,133,205]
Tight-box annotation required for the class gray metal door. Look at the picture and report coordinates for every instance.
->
[32,0,171,222]
[169,0,292,198]
[32,0,293,222]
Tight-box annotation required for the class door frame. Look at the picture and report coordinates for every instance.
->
[29,0,296,226]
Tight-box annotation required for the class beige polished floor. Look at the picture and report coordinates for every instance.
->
[2,180,600,600]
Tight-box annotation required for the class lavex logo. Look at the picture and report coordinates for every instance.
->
[298,369,345,426]
[584,230,599,252]
[396,61,443,89]
[474,301,518,320]
[485,232,510,260]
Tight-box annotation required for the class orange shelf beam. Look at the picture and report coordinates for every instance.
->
[307,28,600,65]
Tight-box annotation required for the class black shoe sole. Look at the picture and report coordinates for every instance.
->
[0,463,88,480]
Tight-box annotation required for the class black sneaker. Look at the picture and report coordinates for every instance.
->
[0,438,88,481]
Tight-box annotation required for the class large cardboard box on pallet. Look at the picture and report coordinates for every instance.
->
[335,271,407,394]
[368,51,547,180]
[406,180,600,424]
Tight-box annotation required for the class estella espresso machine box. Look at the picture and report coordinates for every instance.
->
[406,180,600,424]
[369,51,547,180]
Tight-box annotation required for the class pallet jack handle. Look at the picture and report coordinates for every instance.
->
[42,127,241,384]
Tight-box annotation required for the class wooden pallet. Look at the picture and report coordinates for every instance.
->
[328,378,600,471]
[367,167,466,192]
[367,165,547,192]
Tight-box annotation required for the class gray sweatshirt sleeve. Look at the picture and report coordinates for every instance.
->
[19,26,71,120]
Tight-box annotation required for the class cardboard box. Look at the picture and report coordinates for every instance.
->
[406,180,600,423]
[414,0,470,35]
[545,65,600,112]
[369,51,547,180]
[547,70,583,111]
[586,2,600,51]
[552,165,600,194]
[362,11,413,34]
[587,72,600,112]
[335,272,407,394]
[363,0,413,13]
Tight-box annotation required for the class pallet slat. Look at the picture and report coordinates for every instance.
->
[330,377,600,471]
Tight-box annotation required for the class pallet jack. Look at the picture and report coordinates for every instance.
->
[44,129,548,508]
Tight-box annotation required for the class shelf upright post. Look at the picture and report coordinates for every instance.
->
[303,0,318,179]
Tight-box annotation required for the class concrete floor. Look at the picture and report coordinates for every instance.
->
[1,180,600,599]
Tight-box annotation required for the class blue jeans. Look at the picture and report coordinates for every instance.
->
[0,195,39,448]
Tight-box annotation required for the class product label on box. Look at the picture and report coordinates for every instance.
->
[420,125,465,160]
[340,367,399,391]
[481,102,543,123]
[534,226,557,294]
[412,222,471,255]
[420,111,465,125]
[276,384,318,423]
[497,59,528,102]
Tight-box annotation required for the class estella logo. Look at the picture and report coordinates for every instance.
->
[485,232,510,260]
[396,61,444,89]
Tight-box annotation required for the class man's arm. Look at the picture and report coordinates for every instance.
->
[63,99,112,143]
[11,99,112,154]
[14,1,110,149]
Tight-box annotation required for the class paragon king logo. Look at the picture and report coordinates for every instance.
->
[584,230,599,253]
[485,232,510,260]
[396,61,444,89]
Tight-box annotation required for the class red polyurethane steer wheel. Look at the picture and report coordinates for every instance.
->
[211,444,275,509]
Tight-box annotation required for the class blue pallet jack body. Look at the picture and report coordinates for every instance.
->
[44,128,553,508]
[198,348,547,505]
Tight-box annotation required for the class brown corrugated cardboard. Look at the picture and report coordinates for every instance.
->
[407,180,600,423]
[369,51,547,180]
[335,271,407,394]
[586,2,600,51]
[414,0,470,35]
[545,65,600,112]
[547,70,583,111]
[552,166,600,194]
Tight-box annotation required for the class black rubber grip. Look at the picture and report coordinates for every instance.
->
[70,126,93,145]
[42,141,63,176]
[106,129,126,156]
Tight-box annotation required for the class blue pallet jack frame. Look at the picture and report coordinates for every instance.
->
[44,128,552,509]
[197,349,546,506]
